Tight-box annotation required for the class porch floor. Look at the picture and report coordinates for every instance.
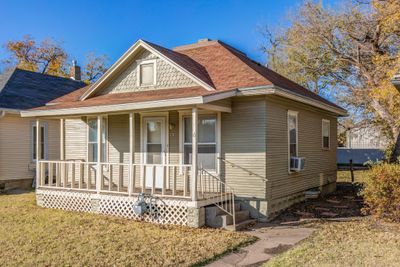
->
[44,181,229,203]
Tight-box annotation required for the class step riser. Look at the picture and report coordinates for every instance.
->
[205,201,254,230]
[221,210,250,227]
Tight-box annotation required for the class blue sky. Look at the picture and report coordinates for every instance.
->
[0,0,338,67]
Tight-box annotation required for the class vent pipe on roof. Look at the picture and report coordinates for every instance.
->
[70,60,81,81]
[198,38,211,43]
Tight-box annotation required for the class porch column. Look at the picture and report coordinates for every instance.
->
[96,115,103,193]
[191,107,198,201]
[60,118,65,160]
[128,112,135,196]
[35,119,41,188]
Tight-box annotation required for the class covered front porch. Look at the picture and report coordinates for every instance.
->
[34,105,236,227]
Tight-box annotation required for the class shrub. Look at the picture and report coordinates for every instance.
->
[361,164,400,222]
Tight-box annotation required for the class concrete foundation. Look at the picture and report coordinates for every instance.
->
[0,178,33,191]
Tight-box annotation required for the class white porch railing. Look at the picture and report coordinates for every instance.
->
[37,160,193,199]
[199,168,236,229]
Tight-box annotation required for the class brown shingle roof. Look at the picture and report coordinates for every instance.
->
[174,40,342,110]
[35,86,211,110]
[34,39,344,113]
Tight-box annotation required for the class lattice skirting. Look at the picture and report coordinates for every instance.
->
[36,189,189,226]
[37,189,92,212]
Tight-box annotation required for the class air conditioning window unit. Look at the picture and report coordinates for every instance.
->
[290,157,305,172]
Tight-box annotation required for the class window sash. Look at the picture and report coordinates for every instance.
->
[288,112,298,157]
[322,120,330,149]
[183,114,217,171]
[140,63,154,86]
[87,118,107,162]
[32,125,46,161]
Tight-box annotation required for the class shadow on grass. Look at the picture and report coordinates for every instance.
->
[265,182,366,227]
[0,188,35,195]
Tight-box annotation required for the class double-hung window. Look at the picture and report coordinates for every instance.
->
[288,111,298,158]
[31,122,47,161]
[183,115,217,171]
[322,119,330,149]
[87,117,108,162]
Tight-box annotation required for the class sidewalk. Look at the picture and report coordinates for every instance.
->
[207,224,314,267]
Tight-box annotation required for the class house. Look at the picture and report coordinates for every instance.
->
[393,73,400,90]
[21,39,347,229]
[0,67,86,190]
[337,126,387,166]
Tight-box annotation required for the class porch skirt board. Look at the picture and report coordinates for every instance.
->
[36,189,189,226]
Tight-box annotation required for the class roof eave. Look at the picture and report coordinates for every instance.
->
[237,85,347,116]
[0,108,21,115]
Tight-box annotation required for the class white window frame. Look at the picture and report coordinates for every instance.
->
[136,59,157,87]
[179,110,221,174]
[287,110,298,173]
[322,119,331,150]
[31,121,48,162]
[86,116,108,163]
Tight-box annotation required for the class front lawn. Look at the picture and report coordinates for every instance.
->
[266,169,400,266]
[0,192,255,266]
[265,219,400,267]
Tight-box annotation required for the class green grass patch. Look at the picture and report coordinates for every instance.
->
[0,192,256,266]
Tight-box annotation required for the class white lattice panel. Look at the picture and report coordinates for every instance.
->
[98,195,188,225]
[37,189,92,212]
[36,190,189,226]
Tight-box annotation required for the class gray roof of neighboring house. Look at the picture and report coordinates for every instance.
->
[0,68,86,110]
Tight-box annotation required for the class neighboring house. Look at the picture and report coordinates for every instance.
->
[337,126,387,166]
[344,126,387,149]
[0,67,86,190]
[22,39,347,229]
[392,72,400,90]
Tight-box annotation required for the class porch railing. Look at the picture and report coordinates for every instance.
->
[199,168,236,229]
[37,160,192,199]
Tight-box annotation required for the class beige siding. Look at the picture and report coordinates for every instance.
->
[65,118,86,161]
[265,95,338,213]
[108,114,129,164]
[168,111,179,165]
[99,50,197,95]
[0,114,59,181]
[221,97,267,199]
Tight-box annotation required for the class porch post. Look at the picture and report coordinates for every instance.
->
[128,112,135,196]
[96,115,103,193]
[35,119,41,188]
[60,118,65,161]
[191,107,198,201]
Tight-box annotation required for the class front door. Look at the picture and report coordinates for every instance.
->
[143,117,166,188]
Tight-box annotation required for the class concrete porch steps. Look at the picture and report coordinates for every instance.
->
[205,201,256,230]
[225,219,257,231]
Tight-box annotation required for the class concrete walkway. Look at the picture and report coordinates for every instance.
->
[207,224,314,267]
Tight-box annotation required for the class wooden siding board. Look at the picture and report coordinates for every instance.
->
[221,97,267,199]
[0,114,59,181]
[65,118,86,161]
[265,95,337,201]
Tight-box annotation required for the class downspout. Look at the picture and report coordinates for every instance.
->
[0,110,5,119]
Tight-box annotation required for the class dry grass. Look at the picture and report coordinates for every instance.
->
[0,192,255,267]
[266,169,400,266]
[265,219,400,267]
[337,170,369,183]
